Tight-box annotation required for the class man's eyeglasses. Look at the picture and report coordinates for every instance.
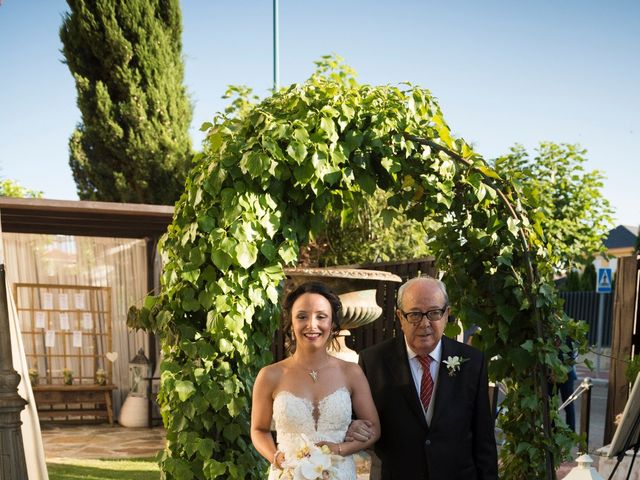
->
[400,306,448,325]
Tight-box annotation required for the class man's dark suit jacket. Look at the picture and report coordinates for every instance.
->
[359,335,498,480]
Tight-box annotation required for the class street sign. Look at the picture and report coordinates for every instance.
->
[596,267,612,293]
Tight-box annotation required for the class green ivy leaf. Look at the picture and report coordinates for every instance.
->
[223,423,241,442]
[286,141,308,164]
[219,338,234,353]
[175,380,196,402]
[236,242,258,268]
[278,242,298,265]
[204,459,227,478]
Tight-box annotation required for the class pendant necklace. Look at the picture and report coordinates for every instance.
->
[296,358,330,383]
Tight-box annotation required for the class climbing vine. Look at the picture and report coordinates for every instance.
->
[130,56,587,479]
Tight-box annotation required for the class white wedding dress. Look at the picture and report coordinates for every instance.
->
[268,386,356,479]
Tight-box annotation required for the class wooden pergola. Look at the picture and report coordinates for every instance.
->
[0,196,174,427]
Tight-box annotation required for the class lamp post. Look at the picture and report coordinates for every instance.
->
[273,0,279,90]
[0,264,28,479]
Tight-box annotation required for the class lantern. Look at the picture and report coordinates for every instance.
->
[128,348,150,398]
[563,454,604,480]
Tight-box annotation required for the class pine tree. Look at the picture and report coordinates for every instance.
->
[60,0,192,204]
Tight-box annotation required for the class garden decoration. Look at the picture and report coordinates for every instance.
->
[130,57,587,479]
[63,367,73,385]
[95,368,107,386]
[29,366,39,387]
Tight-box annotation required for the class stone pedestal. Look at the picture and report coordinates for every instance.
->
[0,264,28,480]
[328,330,359,363]
[0,376,28,480]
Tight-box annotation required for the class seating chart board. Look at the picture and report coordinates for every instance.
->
[13,283,113,386]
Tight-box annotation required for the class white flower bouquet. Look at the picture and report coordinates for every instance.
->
[277,434,343,480]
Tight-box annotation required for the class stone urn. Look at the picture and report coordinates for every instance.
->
[338,289,383,330]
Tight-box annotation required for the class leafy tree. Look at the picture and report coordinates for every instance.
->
[299,189,431,266]
[559,270,582,292]
[131,57,584,479]
[580,263,597,291]
[558,263,597,292]
[493,143,613,274]
[0,179,42,198]
[60,0,192,204]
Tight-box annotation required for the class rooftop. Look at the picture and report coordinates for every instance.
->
[0,197,174,238]
[604,224,638,250]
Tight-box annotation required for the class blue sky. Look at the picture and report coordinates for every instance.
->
[0,1,638,226]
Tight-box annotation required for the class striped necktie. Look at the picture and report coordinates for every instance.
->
[417,354,434,411]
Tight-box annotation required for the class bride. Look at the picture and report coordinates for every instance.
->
[251,282,380,479]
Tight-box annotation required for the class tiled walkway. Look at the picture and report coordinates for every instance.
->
[38,424,583,478]
[41,424,166,460]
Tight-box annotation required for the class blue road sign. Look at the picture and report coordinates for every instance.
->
[597,268,612,293]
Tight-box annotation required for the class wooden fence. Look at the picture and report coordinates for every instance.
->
[559,291,614,347]
[605,255,640,443]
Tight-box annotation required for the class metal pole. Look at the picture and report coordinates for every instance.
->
[579,378,592,447]
[597,292,606,375]
[273,0,279,90]
[0,264,28,479]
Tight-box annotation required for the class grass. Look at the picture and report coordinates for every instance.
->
[47,457,160,480]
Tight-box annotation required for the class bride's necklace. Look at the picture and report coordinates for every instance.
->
[294,357,331,383]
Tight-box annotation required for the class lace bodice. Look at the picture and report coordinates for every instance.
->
[268,387,356,479]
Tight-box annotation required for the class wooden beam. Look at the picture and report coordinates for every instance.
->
[0,197,173,238]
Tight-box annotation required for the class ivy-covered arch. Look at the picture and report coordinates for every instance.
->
[134,58,585,479]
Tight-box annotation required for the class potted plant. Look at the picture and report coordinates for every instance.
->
[28,367,39,387]
[63,367,73,385]
[95,368,107,386]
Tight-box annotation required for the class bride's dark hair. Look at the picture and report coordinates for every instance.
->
[282,282,342,354]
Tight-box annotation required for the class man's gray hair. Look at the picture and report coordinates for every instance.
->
[396,276,449,309]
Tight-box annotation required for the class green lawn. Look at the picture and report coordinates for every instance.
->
[47,458,159,480]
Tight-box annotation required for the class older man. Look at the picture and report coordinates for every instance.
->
[357,276,498,480]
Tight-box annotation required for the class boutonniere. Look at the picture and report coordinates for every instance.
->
[443,356,469,376]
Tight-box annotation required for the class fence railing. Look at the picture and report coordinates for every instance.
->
[558,291,613,347]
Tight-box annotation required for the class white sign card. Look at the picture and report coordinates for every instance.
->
[45,330,56,348]
[82,312,93,330]
[58,293,69,310]
[59,313,70,331]
[74,293,86,310]
[35,311,46,329]
[43,292,53,309]
[72,331,83,348]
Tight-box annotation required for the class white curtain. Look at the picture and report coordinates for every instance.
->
[7,275,49,480]
[1,233,150,414]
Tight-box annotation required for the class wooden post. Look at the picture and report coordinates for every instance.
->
[604,255,640,443]
[146,237,158,428]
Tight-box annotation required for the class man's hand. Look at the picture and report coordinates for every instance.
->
[345,419,374,442]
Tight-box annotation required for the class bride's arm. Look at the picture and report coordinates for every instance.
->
[250,366,284,469]
[321,363,381,456]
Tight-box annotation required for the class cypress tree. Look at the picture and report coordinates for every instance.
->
[60,0,192,204]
